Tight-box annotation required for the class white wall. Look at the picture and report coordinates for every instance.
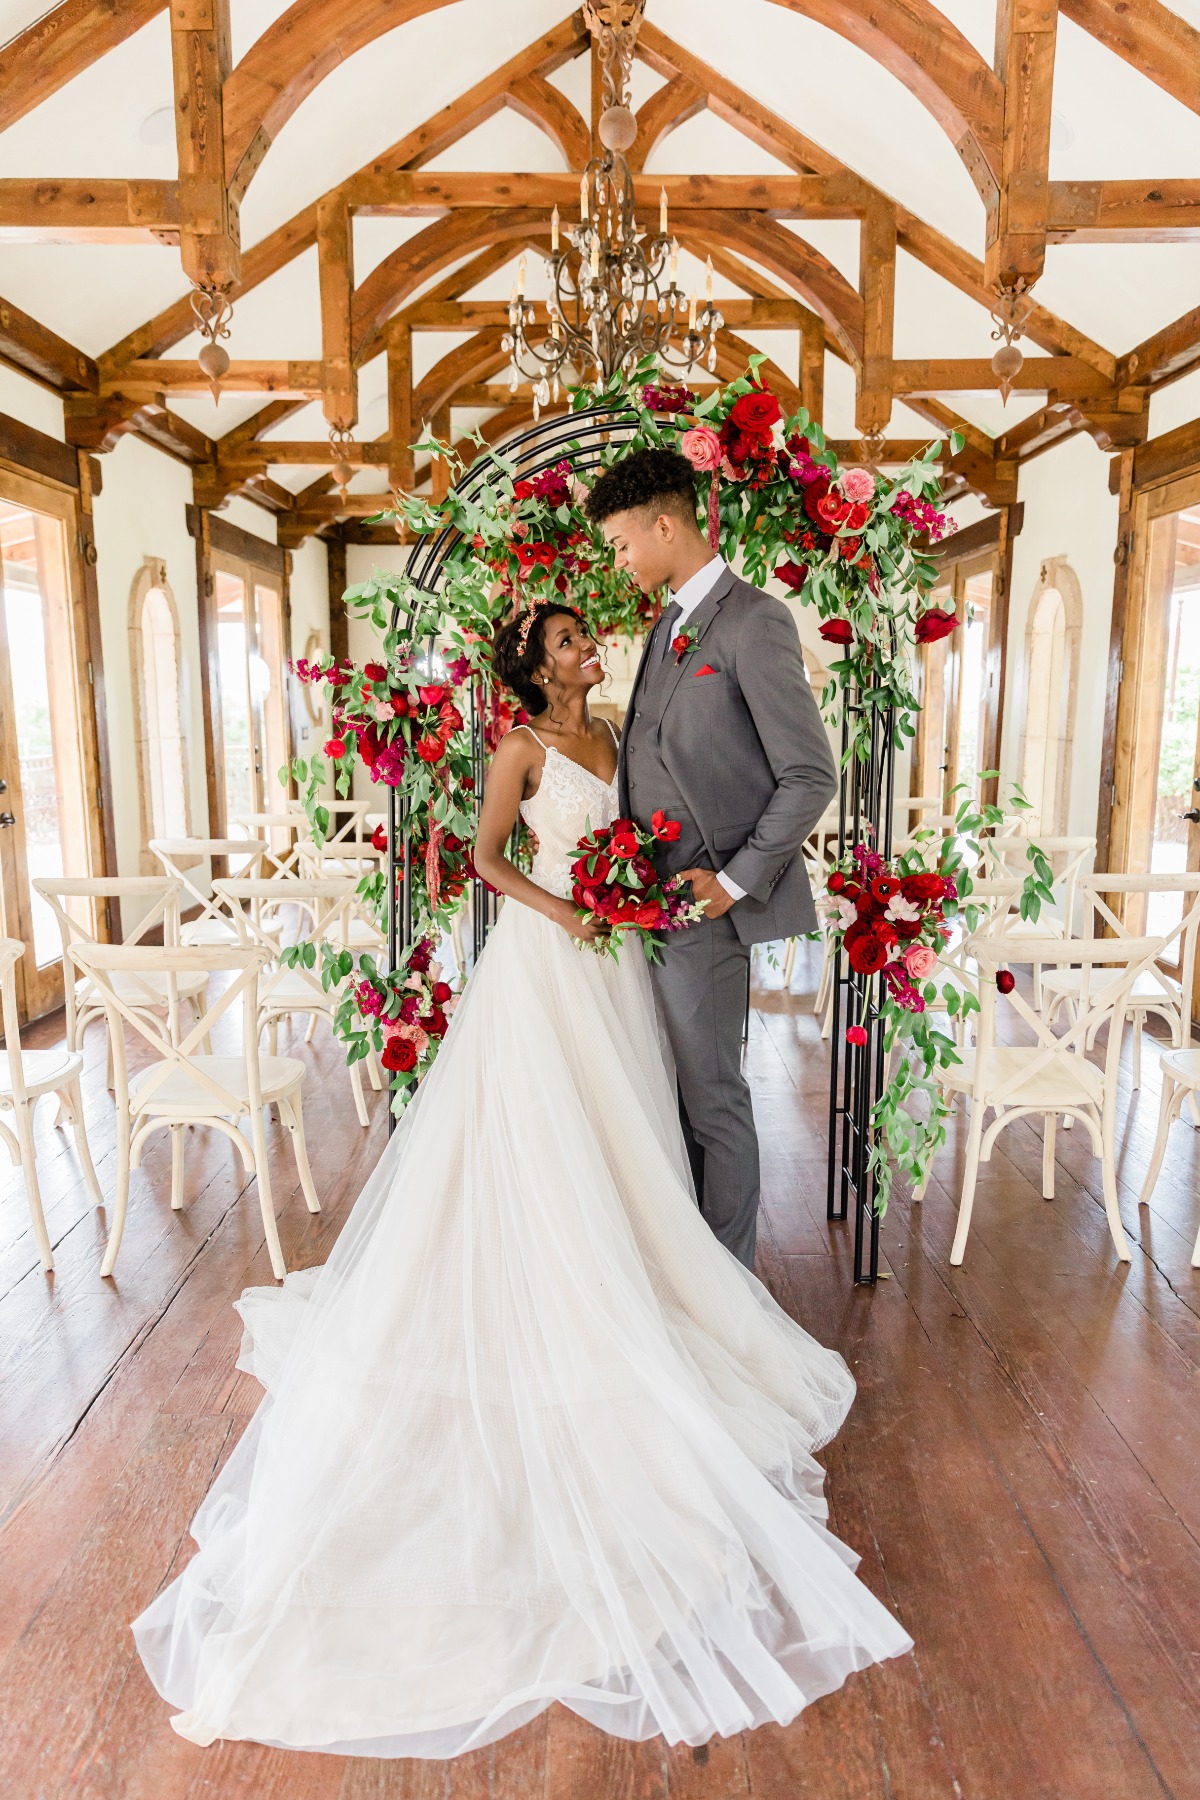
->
[1002,433,1119,839]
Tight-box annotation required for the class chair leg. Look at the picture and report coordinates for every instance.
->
[14,1100,54,1273]
[61,1076,104,1208]
[267,1017,279,1059]
[349,1055,370,1128]
[247,1107,287,1281]
[105,1025,114,1092]
[1100,1105,1133,1264]
[304,1012,318,1045]
[1132,1012,1142,1091]
[364,1046,382,1093]
[1042,1113,1056,1200]
[1137,1073,1181,1209]
[1189,1090,1200,1130]
[100,1103,132,1279]
[949,1107,985,1267]
[170,1123,185,1210]
[782,936,797,992]
[280,1089,321,1213]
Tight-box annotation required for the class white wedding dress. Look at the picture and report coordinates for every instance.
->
[132,731,912,1756]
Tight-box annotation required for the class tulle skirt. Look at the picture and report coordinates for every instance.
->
[132,900,912,1755]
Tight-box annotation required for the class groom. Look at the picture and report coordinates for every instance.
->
[585,448,837,1270]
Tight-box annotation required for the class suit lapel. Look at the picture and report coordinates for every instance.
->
[648,567,735,725]
[619,603,668,808]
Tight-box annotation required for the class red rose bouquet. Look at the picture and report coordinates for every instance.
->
[570,811,705,962]
[340,935,458,1110]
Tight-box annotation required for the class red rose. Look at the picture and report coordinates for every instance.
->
[651,810,682,843]
[390,693,409,715]
[803,480,833,525]
[671,634,691,657]
[902,872,947,902]
[996,969,1016,995]
[874,920,899,949]
[845,1025,868,1047]
[363,662,386,682]
[423,1009,449,1037]
[371,823,387,852]
[416,735,446,764]
[819,618,853,645]
[844,503,870,533]
[418,685,447,706]
[381,1036,418,1073]
[813,491,852,531]
[431,981,453,1004]
[729,387,782,435]
[914,608,958,644]
[847,932,888,975]
[461,774,475,792]
[512,479,534,498]
[577,850,612,882]
[869,876,899,902]
[827,871,846,893]
[774,560,807,593]
[893,916,923,940]
[323,737,346,759]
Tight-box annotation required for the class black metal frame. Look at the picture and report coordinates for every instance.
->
[825,684,897,1284]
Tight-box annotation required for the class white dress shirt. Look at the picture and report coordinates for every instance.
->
[665,557,746,903]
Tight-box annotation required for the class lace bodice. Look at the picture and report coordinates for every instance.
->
[518,727,619,899]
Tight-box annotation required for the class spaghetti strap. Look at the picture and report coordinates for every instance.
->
[603,718,620,748]
[515,722,551,751]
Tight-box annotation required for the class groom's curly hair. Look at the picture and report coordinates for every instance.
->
[584,447,698,525]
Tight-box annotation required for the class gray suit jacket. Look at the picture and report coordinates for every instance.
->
[619,566,838,946]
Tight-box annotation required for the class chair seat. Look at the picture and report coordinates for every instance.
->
[130,1053,305,1113]
[0,1046,84,1103]
[1040,966,1181,1006]
[181,918,240,946]
[260,968,334,1009]
[1160,1048,1200,1089]
[941,1045,1104,1108]
[76,969,208,1004]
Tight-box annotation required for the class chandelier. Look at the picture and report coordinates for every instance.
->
[504,0,723,412]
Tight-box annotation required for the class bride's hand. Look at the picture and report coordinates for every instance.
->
[557,904,607,943]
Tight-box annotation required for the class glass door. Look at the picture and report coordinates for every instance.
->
[0,474,101,1021]
[912,553,996,812]
[1111,482,1200,984]
[213,556,291,834]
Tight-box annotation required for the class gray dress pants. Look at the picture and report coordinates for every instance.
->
[649,912,758,1269]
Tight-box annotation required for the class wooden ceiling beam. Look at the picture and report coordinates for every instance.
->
[1119,305,1200,389]
[100,359,323,395]
[0,292,97,393]
[0,179,179,240]
[340,171,872,216]
[1047,180,1200,241]
[986,0,1059,289]
[857,200,897,435]
[1060,0,1200,122]
[169,0,239,288]
[505,72,590,170]
[0,0,166,134]
[317,195,355,429]
[627,75,707,175]
[893,356,1110,395]
[413,327,509,421]
[400,296,813,329]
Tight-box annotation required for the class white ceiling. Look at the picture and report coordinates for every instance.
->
[1,0,1197,450]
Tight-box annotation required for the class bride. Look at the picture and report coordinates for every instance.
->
[132,600,912,1757]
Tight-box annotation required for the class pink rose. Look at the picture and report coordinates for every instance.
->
[394,1023,430,1055]
[840,467,876,504]
[679,426,722,472]
[904,944,939,980]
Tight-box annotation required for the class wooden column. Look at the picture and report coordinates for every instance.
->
[317,193,355,431]
[855,200,896,437]
[981,503,1020,810]
[387,322,414,492]
[74,451,120,935]
[168,0,239,288]
[430,406,451,503]
[326,532,349,666]
[190,505,225,840]
[986,0,1059,289]
[1096,447,1137,869]
[800,312,824,427]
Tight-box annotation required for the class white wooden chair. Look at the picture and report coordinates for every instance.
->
[149,837,268,947]
[1040,873,1200,1091]
[0,938,104,1272]
[918,934,1168,1267]
[33,876,210,1087]
[1136,1049,1200,1267]
[216,876,382,1127]
[981,834,1096,1004]
[70,942,319,1280]
[234,812,307,882]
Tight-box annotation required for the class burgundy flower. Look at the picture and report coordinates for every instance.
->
[914,607,958,644]
[819,618,853,645]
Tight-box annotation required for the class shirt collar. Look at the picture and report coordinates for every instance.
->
[670,556,726,623]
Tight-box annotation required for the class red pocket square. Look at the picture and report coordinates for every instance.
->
[692,663,717,677]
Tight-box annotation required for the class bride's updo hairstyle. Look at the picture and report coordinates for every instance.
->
[492,603,585,717]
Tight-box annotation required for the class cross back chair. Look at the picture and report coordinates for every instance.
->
[1040,873,1200,1090]
[216,876,382,1127]
[149,837,268,948]
[234,812,308,882]
[1137,1046,1200,1267]
[33,876,209,1087]
[70,942,320,1280]
[0,938,104,1271]
[919,933,1169,1267]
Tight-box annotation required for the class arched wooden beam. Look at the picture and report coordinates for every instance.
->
[627,76,707,175]
[412,326,509,420]
[505,74,590,170]
[677,212,864,363]
[223,0,1000,210]
[352,210,548,362]
[765,0,1002,203]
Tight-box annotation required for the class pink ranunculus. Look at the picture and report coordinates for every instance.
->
[904,944,939,979]
[679,425,722,472]
[394,1023,430,1055]
[840,467,876,504]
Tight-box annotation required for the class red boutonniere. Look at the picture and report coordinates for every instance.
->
[671,623,699,664]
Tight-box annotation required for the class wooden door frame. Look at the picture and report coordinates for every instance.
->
[186,507,294,838]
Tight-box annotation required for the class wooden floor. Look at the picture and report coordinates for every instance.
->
[1,947,1199,1800]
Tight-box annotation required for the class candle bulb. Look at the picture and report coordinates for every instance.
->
[688,295,697,331]
[551,205,559,252]
[705,255,713,301]
[580,174,588,222]
[669,238,679,284]
[590,235,600,277]
[517,254,526,297]
[659,186,668,234]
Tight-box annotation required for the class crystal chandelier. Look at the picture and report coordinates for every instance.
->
[504,0,723,413]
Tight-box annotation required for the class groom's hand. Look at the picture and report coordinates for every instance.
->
[679,868,736,919]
